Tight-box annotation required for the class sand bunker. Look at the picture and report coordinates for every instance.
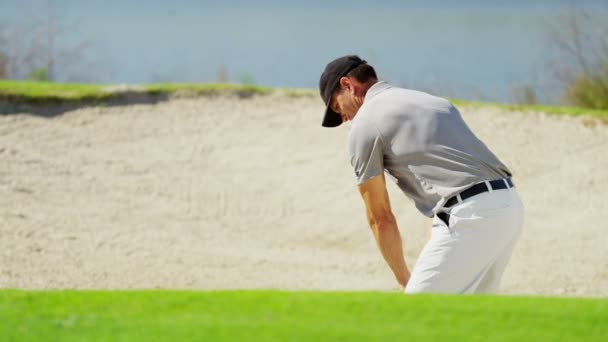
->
[1,94,607,296]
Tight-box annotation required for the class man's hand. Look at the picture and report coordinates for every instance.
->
[358,174,410,289]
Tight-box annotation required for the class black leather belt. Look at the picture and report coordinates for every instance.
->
[436,178,514,227]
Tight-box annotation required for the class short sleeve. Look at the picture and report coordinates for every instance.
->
[348,120,385,185]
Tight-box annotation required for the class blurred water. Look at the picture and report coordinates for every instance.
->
[1,0,607,103]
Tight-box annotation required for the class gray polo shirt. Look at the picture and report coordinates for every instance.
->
[348,81,512,217]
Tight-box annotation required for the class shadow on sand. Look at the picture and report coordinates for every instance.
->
[0,89,262,117]
[0,91,172,117]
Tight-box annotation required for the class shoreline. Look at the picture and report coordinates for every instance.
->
[1,80,607,121]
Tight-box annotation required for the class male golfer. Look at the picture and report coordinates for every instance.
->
[319,55,524,293]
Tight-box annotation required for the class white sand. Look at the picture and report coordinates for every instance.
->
[1,95,607,296]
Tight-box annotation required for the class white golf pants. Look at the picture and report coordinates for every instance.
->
[405,186,524,294]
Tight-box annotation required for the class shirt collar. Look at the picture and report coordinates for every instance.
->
[364,81,392,102]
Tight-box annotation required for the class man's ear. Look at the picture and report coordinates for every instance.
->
[339,76,352,91]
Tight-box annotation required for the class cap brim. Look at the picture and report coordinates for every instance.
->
[321,105,343,127]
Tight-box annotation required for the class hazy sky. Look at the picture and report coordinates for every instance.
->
[2,0,607,103]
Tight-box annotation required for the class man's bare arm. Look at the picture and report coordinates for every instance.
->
[358,174,410,289]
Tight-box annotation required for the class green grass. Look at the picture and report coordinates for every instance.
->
[451,99,608,119]
[0,81,110,102]
[1,290,606,341]
[143,83,271,96]
[1,80,608,119]
[0,80,270,103]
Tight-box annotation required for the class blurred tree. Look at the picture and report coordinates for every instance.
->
[512,85,537,105]
[217,65,229,83]
[0,0,92,82]
[563,67,608,109]
[550,5,608,109]
[239,72,256,86]
[27,67,49,82]
[0,53,6,79]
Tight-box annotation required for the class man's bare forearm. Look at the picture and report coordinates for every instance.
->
[370,216,410,288]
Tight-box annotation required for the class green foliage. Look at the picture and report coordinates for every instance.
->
[0,290,606,341]
[27,67,50,82]
[239,72,256,86]
[143,83,270,96]
[451,98,608,118]
[0,80,271,103]
[0,80,110,103]
[563,64,608,110]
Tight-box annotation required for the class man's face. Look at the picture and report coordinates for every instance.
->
[330,87,360,122]
[329,77,366,124]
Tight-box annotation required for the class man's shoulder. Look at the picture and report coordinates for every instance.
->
[378,86,451,106]
[348,114,380,147]
[364,86,456,123]
[348,115,373,138]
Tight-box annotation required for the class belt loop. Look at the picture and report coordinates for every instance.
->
[484,180,493,193]
[456,193,462,203]
[503,178,511,191]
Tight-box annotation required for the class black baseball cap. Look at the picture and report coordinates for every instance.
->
[319,55,367,127]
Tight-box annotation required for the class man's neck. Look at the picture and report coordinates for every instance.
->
[362,79,378,99]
